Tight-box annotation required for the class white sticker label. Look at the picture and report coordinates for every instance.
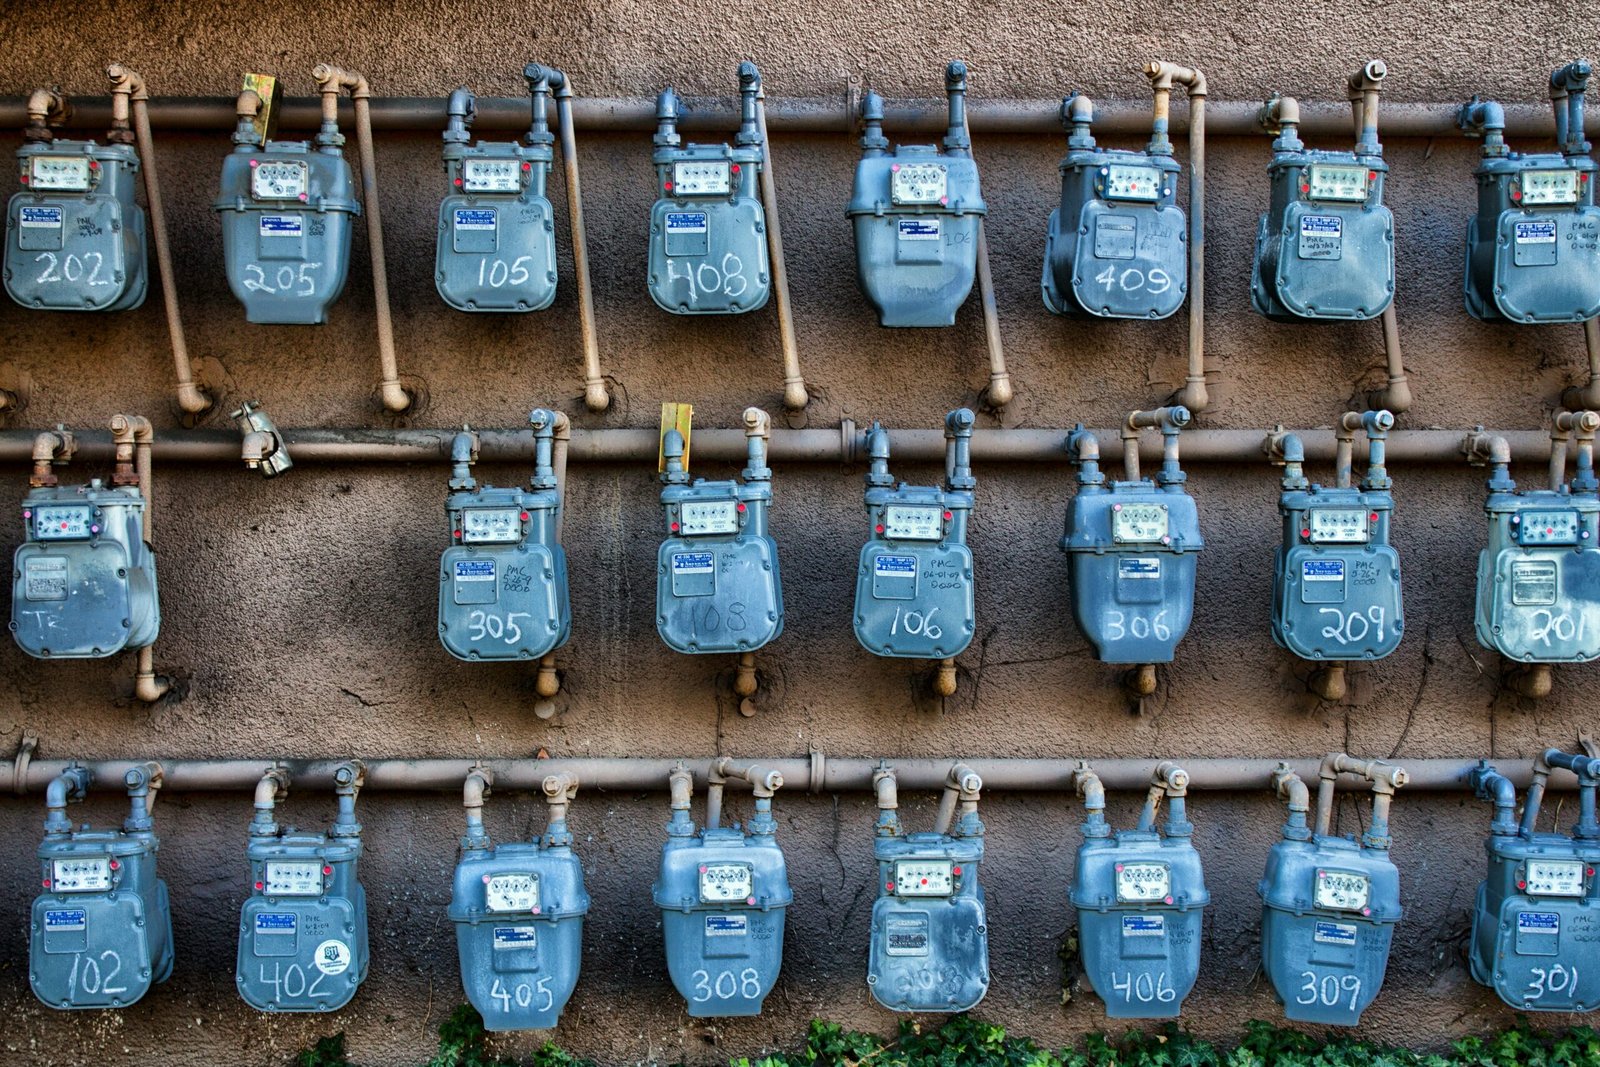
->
[314,939,351,975]
[453,208,497,232]
[874,554,917,579]
[705,914,748,937]
[19,206,62,229]
[1302,559,1346,582]
[671,551,714,574]
[1118,557,1161,580]
[1519,912,1561,935]
[666,211,708,234]
[492,925,538,949]
[1121,914,1165,937]
[454,559,495,583]
[260,214,304,238]
[1314,920,1359,946]
[897,218,941,241]
[1515,220,1558,244]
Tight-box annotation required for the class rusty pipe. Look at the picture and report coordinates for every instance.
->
[1147,61,1208,413]
[1073,762,1110,837]
[1348,59,1387,152]
[22,88,66,142]
[958,96,1012,411]
[540,771,578,847]
[749,75,808,413]
[712,758,783,798]
[111,415,170,704]
[1273,764,1313,841]
[313,65,409,414]
[533,411,571,703]
[872,761,901,837]
[1260,94,1300,131]
[249,766,289,837]
[29,427,74,487]
[1561,319,1600,412]
[1335,411,1363,489]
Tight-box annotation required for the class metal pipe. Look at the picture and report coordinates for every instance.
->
[1469,761,1519,837]
[948,64,1012,412]
[1073,763,1110,838]
[1522,751,1553,837]
[1361,66,1412,424]
[665,762,694,838]
[1273,764,1312,842]
[312,65,411,414]
[1147,61,1207,413]
[533,409,568,703]
[749,67,808,413]
[110,415,169,704]
[249,766,288,837]
[42,765,88,837]
[1561,318,1600,412]
[461,766,492,851]
[541,771,577,847]
[932,761,980,836]
[872,762,900,837]
[29,427,74,487]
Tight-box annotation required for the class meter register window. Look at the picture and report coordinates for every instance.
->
[31,504,93,540]
[1115,861,1171,903]
[252,160,309,200]
[263,860,324,897]
[461,159,521,194]
[1306,163,1369,202]
[1112,503,1168,543]
[1521,168,1581,206]
[51,857,112,892]
[679,499,739,536]
[461,508,522,544]
[673,161,731,196]
[1314,869,1370,912]
[1526,859,1586,897]
[891,163,947,206]
[700,862,753,903]
[28,156,92,192]
[894,859,955,896]
[485,872,541,912]
[882,505,943,541]
[1307,508,1370,544]
[1104,164,1161,202]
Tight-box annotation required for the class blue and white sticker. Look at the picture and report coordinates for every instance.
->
[454,559,496,583]
[1121,914,1165,937]
[897,218,941,241]
[259,214,304,238]
[1518,912,1560,935]
[255,913,297,935]
[19,205,62,229]
[492,925,538,949]
[1515,220,1558,244]
[44,908,86,932]
[874,554,918,579]
[705,914,748,937]
[1314,920,1358,946]
[672,551,715,574]
[666,211,708,234]
[1118,557,1161,580]
[1302,559,1346,582]
[453,207,497,232]
[1301,214,1343,237]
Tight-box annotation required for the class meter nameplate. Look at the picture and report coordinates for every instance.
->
[894,859,954,897]
[897,218,941,242]
[44,908,87,931]
[1306,163,1369,202]
[1115,862,1171,903]
[461,508,521,545]
[1112,503,1168,543]
[28,156,92,192]
[1104,164,1160,202]
[1315,869,1371,912]
[873,554,916,582]
[663,210,710,258]
[1521,169,1581,206]
[884,914,931,956]
[1514,220,1560,268]
[882,505,942,541]
[252,160,308,200]
[485,873,540,913]
[492,925,537,950]
[673,161,731,196]
[699,863,753,903]
[259,214,303,239]
[263,861,324,897]
[452,208,496,232]
[32,504,93,540]
[22,556,68,602]
[704,914,747,937]
[1298,215,1344,261]
[891,163,947,206]
[51,857,111,893]
[1094,215,1137,259]
[1121,914,1166,937]
[1118,557,1160,580]
[1510,560,1559,606]
[1516,510,1581,546]
[1308,508,1370,544]
[680,499,739,536]
[1526,859,1586,897]
[461,158,520,194]
[1313,919,1359,946]
[1301,559,1345,583]
[20,206,62,230]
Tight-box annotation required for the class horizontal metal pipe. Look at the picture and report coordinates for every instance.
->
[0,427,1558,468]
[6,756,1568,798]
[0,95,1581,141]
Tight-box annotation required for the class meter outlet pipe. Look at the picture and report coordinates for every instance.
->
[1348,61,1413,415]
[748,64,808,413]
[1146,61,1208,414]
[111,414,170,704]
[954,64,1014,411]
[312,65,412,415]
[536,408,572,706]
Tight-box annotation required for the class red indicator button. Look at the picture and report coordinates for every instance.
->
[886,881,894,891]
[108,859,119,870]
[875,524,885,534]
[520,512,530,521]
[1370,513,1378,522]
[731,164,741,175]
[249,159,259,168]
[41,879,50,888]
[664,181,673,192]
[943,511,953,521]
[454,177,463,187]
[921,878,928,885]
[1511,187,1523,201]
[255,881,264,891]
[670,522,680,532]
[1301,528,1311,538]
[737,503,747,513]
[323,866,333,876]
[1518,880,1528,889]
[522,162,532,172]
[746,896,756,906]
[482,874,492,884]
[952,866,962,876]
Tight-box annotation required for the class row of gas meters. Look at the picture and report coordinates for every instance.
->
[25,751,1600,1024]
[9,60,1600,328]
[16,405,1600,701]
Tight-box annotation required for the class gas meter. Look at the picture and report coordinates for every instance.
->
[439,412,571,662]
[1469,751,1600,1011]
[450,769,589,1030]
[1460,62,1600,323]
[236,763,369,1013]
[1042,89,1186,320]
[657,408,782,655]
[30,763,172,1010]
[1062,408,1201,667]
[435,69,558,312]
[1071,763,1208,1019]
[654,760,791,1017]
[1473,413,1600,665]
[1253,70,1394,321]
[1259,755,1406,1025]
[648,63,770,315]
[216,74,358,324]
[13,467,160,660]
[866,763,989,1012]
[1271,412,1404,684]
[848,62,985,328]
[5,95,147,311]
[854,410,976,660]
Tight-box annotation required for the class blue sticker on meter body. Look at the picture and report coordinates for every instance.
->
[666,212,709,234]
[1121,915,1165,937]
[256,913,297,934]
[1518,912,1560,935]
[44,909,87,931]
[453,208,497,232]
[1515,220,1558,244]
[1298,214,1343,260]
[1313,920,1358,946]
[897,219,941,241]
[672,551,715,574]
[455,559,496,583]
[874,555,918,579]
[260,215,304,237]
[1118,557,1161,580]
[19,206,62,229]
[492,926,538,949]
[705,914,748,937]
[1302,559,1346,582]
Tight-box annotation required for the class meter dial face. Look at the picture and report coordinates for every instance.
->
[28,156,91,192]
[1315,869,1370,912]
[1306,163,1369,202]
[31,503,93,541]
[252,160,309,200]
[1115,861,1171,902]
[51,857,111,893]
[882,505,943,541]
[263,860,324,897]
[894,859,955,897]
[1104,164,1161,202]
[679,499,739,535]
[699,862,753,903]
[1112,503,1168,543]
[1516,509,1581,546]
[1526,859,1586,897]
[1521,168,1581,205]
[484,872,541,912]
[673,161,731,196]
[891,163,948,206]
[461,158,521,193]
[1307,508,1370,544]
[460,507,522,544]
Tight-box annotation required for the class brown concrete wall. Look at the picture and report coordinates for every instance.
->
[0,2,1596,1064]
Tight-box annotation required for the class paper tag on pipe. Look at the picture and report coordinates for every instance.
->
[659,402,693,474]
[241,73,282,145]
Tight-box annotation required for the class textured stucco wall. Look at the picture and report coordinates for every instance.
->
[0,1,1597,1064]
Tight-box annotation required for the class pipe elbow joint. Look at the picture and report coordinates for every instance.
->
[1154,761,1190,796]
[945,407,975,437]
[1261,94,1300,130]
[542,772,578,801]
[378,377,413,414]
[742,406,771,439]
[1063,92,1094,127]
[133,662,170,703]
[738,61,760,90]
[313,64,369,99]
[1350,60,1388,93]
[1147,60,1206,96]
[945,60,968,91]
[947,762,982,798]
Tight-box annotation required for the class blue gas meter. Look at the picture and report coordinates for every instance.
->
[854,410,975,664]
[5,95,147,312]
[657,408,782,655]
[215,76,358,324]
[1460,62,1600,323]
[1042,89,1185,320]
[1259,756,1406,1025]
[439,412,571,662]
[866,763,989,1012]
[1253,67,1394,322]
[1470,751,1600,1011]
[654,760,791,1017]
[450,769,590,1030]
[1071,763,1207,1019]
[848,62,985,328]
[1062,408,1201,679]
[30,763,172,1010]
[648,63,770,315]
[1271,412,1404,696]
[435,68,559,312]
[236,763,369,1013]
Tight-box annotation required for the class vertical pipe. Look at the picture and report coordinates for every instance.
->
[953,63,1012,410]
[541,70,609,413]
[1147,62,1208,413]
[748,65,808,412]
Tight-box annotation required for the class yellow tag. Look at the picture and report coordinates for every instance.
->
[241,73,282,145]
[659,402,693,473]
